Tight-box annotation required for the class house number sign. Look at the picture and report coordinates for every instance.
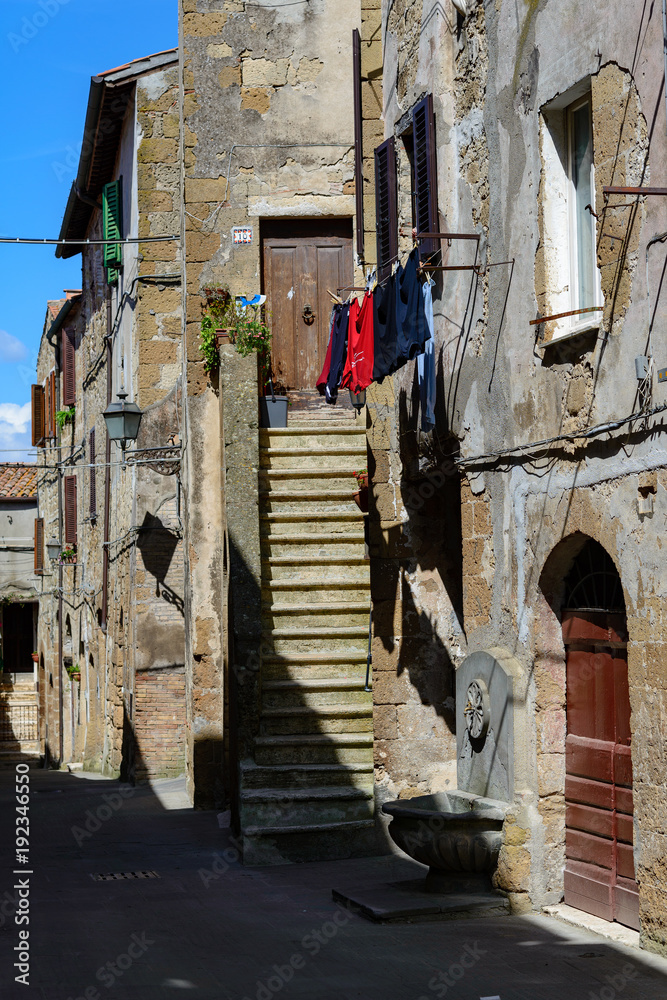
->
[233,227,253,245]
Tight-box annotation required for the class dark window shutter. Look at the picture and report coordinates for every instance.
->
[375,137,398,281]
[353,29,364,260]
[413,94,438,260]
[34,518,44,574]
[89,429,97,520]
[103,179,123,285]
[64,475,77,546]
[31,385,45,446]
[62,329,76,407]
[49,371,56,437]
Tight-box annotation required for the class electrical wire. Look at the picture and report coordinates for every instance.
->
[0,236,179,246]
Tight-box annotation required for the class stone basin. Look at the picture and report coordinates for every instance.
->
[382,790,509,893]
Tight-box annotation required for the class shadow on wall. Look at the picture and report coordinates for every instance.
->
[136,511,183,615]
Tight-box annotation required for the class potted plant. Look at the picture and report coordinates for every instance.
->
[353,469,369,512]
[59,546,77,564]
[31,651,38,663]
[66,663,81,682]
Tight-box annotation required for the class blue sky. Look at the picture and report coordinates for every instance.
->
[0,0,176,459]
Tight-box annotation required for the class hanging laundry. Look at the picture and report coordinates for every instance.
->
[324,302,350,404]
[417,277,436,432]
[341,290,375,394]
[372,269,399,383]
[395,247,428,368]
[316,306,337,395]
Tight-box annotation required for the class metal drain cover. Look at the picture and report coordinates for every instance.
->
[91,870,160,881]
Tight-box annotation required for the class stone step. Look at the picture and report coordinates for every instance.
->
[261,703,373,736]
[262,602,370,630]
[260,510,364,527]
[240,759,373,789]
[260,428,367,451]
[241,818,378,865]
[240,785,374,829]
[263,582,370,604]
[261,533,365,559]
[261,651,369,682]
[254,732,373,765]
[265,554,368,580]
[262,677,371,708]
[260,448,366,470]
[259,469,361,493]
[260,494,362,515]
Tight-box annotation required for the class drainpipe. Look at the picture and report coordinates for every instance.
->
[101,286,112,630]
[56,351,64,765]
[664,0,667,134]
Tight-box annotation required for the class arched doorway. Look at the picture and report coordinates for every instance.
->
[562,539,638,930]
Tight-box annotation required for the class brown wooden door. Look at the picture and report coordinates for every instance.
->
[262,223,352,393]
[563,611,639,930]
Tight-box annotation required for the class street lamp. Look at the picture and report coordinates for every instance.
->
[46,538,60,562]
[102,392,143,461]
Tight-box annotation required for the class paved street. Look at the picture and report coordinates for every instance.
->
[2,765,667,1000]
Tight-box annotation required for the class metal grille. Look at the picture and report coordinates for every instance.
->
[563,539,625,613]
[0,704,38,742]
[91,871,160,881]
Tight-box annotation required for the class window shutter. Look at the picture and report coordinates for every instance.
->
[62,329,76,407]
[103,179,123,285]
[44,376,51,440]
[89,429,97,520]
[31,385,45,446]
[49,371,56,438]
[353,29,364,260]
[375,137,398,281]
[413,94,439,260]
[34,518,44,574]
[64,475,77,546]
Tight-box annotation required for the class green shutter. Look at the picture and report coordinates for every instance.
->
[103,179,123,284]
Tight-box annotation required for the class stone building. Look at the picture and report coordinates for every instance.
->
[0,465,39,758]
[178,0,383,858]
[32,50,186,778]
[359,0,667,955]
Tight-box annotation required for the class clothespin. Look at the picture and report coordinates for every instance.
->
[327,288,343,304]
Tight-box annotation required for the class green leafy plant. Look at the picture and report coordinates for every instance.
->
[353,469,368,488]
[200,285,271,375]
[66,662,81,679]
[59,546,76,564]
[55,406,75,430]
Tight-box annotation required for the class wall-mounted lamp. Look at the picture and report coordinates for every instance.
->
[46,538,60,562]
[102,392,143,461]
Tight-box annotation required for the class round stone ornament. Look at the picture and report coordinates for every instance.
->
[464,678,490,740]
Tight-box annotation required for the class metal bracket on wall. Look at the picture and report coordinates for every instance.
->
[603,186,667,198]
[125,446,181,477]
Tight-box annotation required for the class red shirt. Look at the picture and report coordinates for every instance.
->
[340,291,374,393]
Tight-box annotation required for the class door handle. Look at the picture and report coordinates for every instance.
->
[302,303,315,325]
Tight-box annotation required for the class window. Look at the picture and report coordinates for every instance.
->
[568,97,599,318]
[539,87,602,342]
[374,137,398,281]
[31,384,45,447]
[103,179,123,285]
[64,475,77,546]
[89,429,97,520]
[412,94,438,261]
[62,329,76,407]
[34,518,44,575]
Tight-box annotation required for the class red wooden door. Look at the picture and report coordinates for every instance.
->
[262,223,352,394]
[563,611,639,930]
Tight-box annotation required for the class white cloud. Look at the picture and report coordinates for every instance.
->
[0,330,28,363]
[0,403,33,461]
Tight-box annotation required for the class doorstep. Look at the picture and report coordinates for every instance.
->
[544,903,640,949]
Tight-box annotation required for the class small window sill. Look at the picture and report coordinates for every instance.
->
[544,318,600,346]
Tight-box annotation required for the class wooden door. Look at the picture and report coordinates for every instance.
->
[563,610,639,930]
[262,222,352,394]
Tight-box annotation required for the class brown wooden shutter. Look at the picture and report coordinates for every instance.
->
[49,370,57,438]
[31,385,45,446]
[413,94,439,260]
[34,518,44,574]
[375,136,398,281]
[353,28,364,260]
[89,429,97,519]
[62,329,76,407]
[64,475,77,546]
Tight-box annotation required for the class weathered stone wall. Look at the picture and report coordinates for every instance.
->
[375,0,667,948]
[180,0,363,808]
[134,666,186,780]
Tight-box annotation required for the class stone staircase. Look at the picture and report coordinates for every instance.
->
[0,674,40,761]
[240,407,376,864]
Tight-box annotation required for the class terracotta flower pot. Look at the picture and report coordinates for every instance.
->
[31,653,38,663]
[353,486,369,513]
[70,672,81,683]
